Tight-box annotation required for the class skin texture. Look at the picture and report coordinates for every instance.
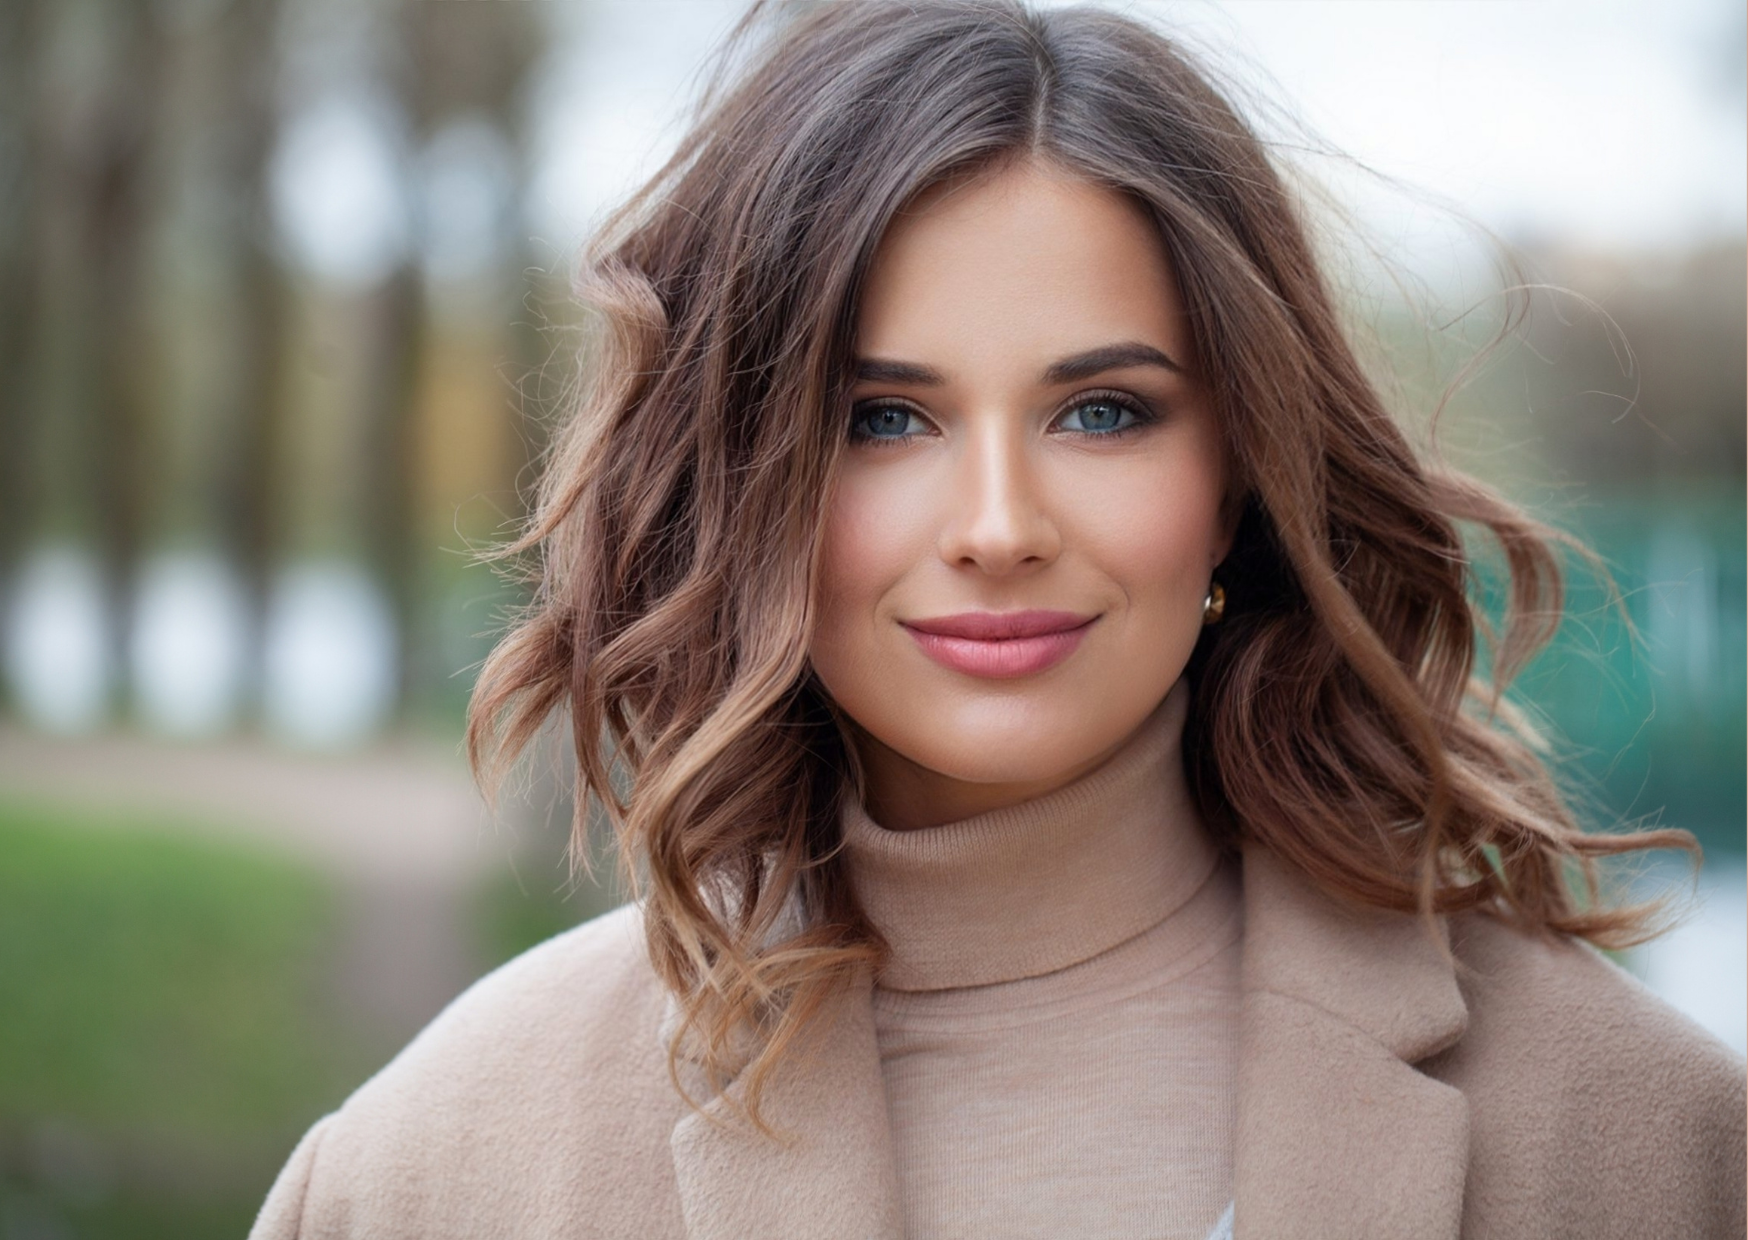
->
[809,157,1238,831]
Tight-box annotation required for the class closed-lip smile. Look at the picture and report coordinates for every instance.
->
[900,609,1097,678]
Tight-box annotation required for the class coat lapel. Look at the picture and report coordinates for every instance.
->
[1233,843,1471,1239]
[667,968,904,1240]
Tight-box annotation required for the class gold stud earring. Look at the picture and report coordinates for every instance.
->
[1201,581,1226,625]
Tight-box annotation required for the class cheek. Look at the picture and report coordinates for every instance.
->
[811,464,932,678]
[1064,446,1226,614]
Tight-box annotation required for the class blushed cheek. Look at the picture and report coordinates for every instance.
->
[813,468,925,676]
[1078,465,1225,615]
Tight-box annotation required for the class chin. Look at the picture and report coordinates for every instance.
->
[912,739,1074,787]
[890,690,1138,784]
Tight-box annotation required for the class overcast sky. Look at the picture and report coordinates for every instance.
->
[524,0,1746,279]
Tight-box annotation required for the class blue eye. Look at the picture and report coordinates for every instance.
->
[1056,396,1142,434]
[851,404,926,441]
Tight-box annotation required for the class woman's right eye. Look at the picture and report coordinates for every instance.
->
[850,403,928,442]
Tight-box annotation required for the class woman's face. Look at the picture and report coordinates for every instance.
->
[809,157,1236,830]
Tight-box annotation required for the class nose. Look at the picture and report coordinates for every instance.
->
[935,421,1061,575]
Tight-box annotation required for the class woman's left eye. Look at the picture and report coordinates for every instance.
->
[1054,394,1147,435]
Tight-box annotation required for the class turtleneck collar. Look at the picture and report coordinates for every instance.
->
[840,679,1222,992]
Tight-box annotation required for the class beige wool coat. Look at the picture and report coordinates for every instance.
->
[250,842,1746,1239]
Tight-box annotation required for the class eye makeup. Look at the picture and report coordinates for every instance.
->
[846,387,1162,446]
[1049,388,1160,439]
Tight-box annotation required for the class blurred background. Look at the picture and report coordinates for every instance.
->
[0,0,1740,1234]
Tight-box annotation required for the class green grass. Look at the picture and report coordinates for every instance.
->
[0,798,362,1238]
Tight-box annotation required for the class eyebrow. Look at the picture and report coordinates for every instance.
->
[852,341,1183,388]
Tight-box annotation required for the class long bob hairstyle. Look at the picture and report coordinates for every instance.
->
[470,0,1694,1125]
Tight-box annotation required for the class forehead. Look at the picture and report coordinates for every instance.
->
[854,159,1189,370]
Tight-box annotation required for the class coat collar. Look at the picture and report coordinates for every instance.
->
[1233,843,1470,1240]
[667,841,1470,1239]
[667,970,905,1240]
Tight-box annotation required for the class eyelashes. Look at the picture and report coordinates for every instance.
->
[847,388,1161,445]
[850,402,931,442]
[1052,389,1157,436]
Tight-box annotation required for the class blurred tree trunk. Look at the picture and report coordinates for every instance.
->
[0,0,45,605]
[81,0,168,722]
[361,262,423,725]
[208,0,290,727]
[373,0,539,726]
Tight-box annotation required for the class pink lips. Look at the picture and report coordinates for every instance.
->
[901,609,1097,679]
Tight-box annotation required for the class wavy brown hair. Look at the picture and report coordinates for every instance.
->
[468,0,1696,1127]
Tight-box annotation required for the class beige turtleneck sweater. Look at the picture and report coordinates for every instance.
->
[841,681,1242,1240]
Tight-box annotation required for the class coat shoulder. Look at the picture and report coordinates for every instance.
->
[250,901,690,1240]
[1446,908,1743,1091]
[1439,910,1746,1238]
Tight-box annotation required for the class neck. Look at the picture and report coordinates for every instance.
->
[840,680,1220,990]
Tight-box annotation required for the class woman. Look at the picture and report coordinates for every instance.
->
[252,2,1745,1237]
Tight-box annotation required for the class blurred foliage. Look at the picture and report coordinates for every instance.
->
[0,800,366,1239]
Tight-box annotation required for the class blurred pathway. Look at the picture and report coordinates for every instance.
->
[0,725,526,1043]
